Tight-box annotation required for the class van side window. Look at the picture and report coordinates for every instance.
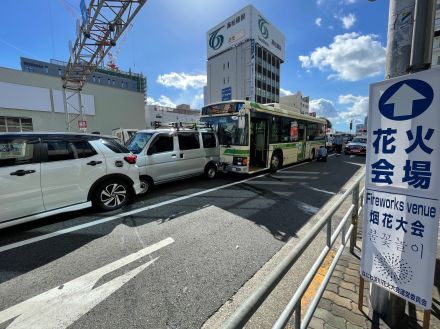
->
[151,135,174,153]
[0,138,38,167]
[178,133,200,150]
[202,133,217,148]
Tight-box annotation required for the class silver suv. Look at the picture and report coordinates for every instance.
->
[0,133,142,229]
[126,124,220,194]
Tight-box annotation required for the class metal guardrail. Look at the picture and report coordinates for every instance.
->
[222,169,366,329]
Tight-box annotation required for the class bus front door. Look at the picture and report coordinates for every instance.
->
[250,118,268,170]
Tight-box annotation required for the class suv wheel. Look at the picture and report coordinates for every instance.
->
[94,179,130,211]
[205,164,217,179]
[139,177,153,195]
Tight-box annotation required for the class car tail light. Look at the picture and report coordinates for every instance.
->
[124,154,137,164]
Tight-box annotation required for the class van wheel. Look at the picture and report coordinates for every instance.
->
[139,177,153,195]
[94,179,130,211]
[205,164,217,179]
[270,152,281,173]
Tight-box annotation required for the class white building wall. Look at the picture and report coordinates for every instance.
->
[145,105,200,128]
[206,40,253,104]
[432,1,440,67]
[280,92,309,114]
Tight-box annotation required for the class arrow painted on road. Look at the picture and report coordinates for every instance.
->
[0,237,174,329]
[384,83,426,117]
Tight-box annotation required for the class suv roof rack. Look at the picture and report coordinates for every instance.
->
[153,121,213,131]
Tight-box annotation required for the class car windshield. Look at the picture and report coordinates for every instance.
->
[126,132,154,154]
[352,137,367,144]
[200,115,248,146]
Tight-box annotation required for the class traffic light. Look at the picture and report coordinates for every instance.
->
[349,120,353,131]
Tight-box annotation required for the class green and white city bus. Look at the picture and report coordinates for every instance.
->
[200,100,327,174]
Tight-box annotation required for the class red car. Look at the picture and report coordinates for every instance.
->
[344,136,367,155]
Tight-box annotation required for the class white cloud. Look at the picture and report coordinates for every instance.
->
[310,98,340,121]
[337,94,368,120]
[146,95,177,108]
[280,88,293,96]
[309,95,368,127]
[315,17,322,27]
[298,32,386,81]
[190,93,204,109]
[157,72,207,90]
[339,13,356,29]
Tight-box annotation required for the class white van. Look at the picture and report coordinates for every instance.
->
[126,124,220,194]
[112,128,139,145]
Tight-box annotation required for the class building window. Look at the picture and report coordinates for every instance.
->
[108,79,111,85]
[227,61,229,69]
[92,76,96,83]
[98,76,101,83]
[112,80,115,86]
[45,66,49,73]
[58,68,62,76]
[0,116,33,132]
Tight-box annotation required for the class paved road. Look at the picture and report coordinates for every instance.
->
[0,154,365,329]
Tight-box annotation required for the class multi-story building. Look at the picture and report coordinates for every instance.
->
[205,5,285,105]
[20,57,146,94]
[280,91,310,114]
[0,58,146,134]
[145,104,200,128]
[432,0,440,67]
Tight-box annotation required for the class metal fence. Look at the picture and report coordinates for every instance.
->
[223,169,366,329]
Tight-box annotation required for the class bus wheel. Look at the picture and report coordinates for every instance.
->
[270,152,281,173]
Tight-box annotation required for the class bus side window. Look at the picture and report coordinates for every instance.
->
[298,123,305,141]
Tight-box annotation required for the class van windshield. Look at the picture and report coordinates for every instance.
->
[126,132,154,154]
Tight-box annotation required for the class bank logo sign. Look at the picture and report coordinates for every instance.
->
[258,15,269,39]
[209,25,225,50]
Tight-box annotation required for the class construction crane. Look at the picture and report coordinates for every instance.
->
[62,0,146,131]
[106,23,133,71]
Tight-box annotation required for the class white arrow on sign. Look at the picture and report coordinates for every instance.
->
[384,83,426,117]
[0,237,174,329]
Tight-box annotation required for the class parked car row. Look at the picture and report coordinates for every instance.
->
[0,126,219,229]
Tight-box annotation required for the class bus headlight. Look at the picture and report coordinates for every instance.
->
[233,157,248,166]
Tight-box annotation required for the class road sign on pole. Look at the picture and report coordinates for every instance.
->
[361,68,440,310]
[78,120,87,129]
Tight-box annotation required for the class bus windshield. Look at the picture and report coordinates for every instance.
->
[201,116,248,146]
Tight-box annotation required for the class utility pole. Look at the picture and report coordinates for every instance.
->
[369,0,437,326]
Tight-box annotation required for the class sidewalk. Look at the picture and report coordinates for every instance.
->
[310,230,440,329]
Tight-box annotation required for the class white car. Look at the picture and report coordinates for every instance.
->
[0,132,142,229]
[126,124,220,194]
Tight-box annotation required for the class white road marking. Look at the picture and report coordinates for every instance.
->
[245,181,290,185]
[0,159,322,254]
[269,175,318,180]
[0,237,174,329]
[304,185,336,195]
[345,161,364,167]
[0,238,174,329]
[293,200,320,215]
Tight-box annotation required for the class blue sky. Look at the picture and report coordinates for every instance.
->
[0,0,389,132]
